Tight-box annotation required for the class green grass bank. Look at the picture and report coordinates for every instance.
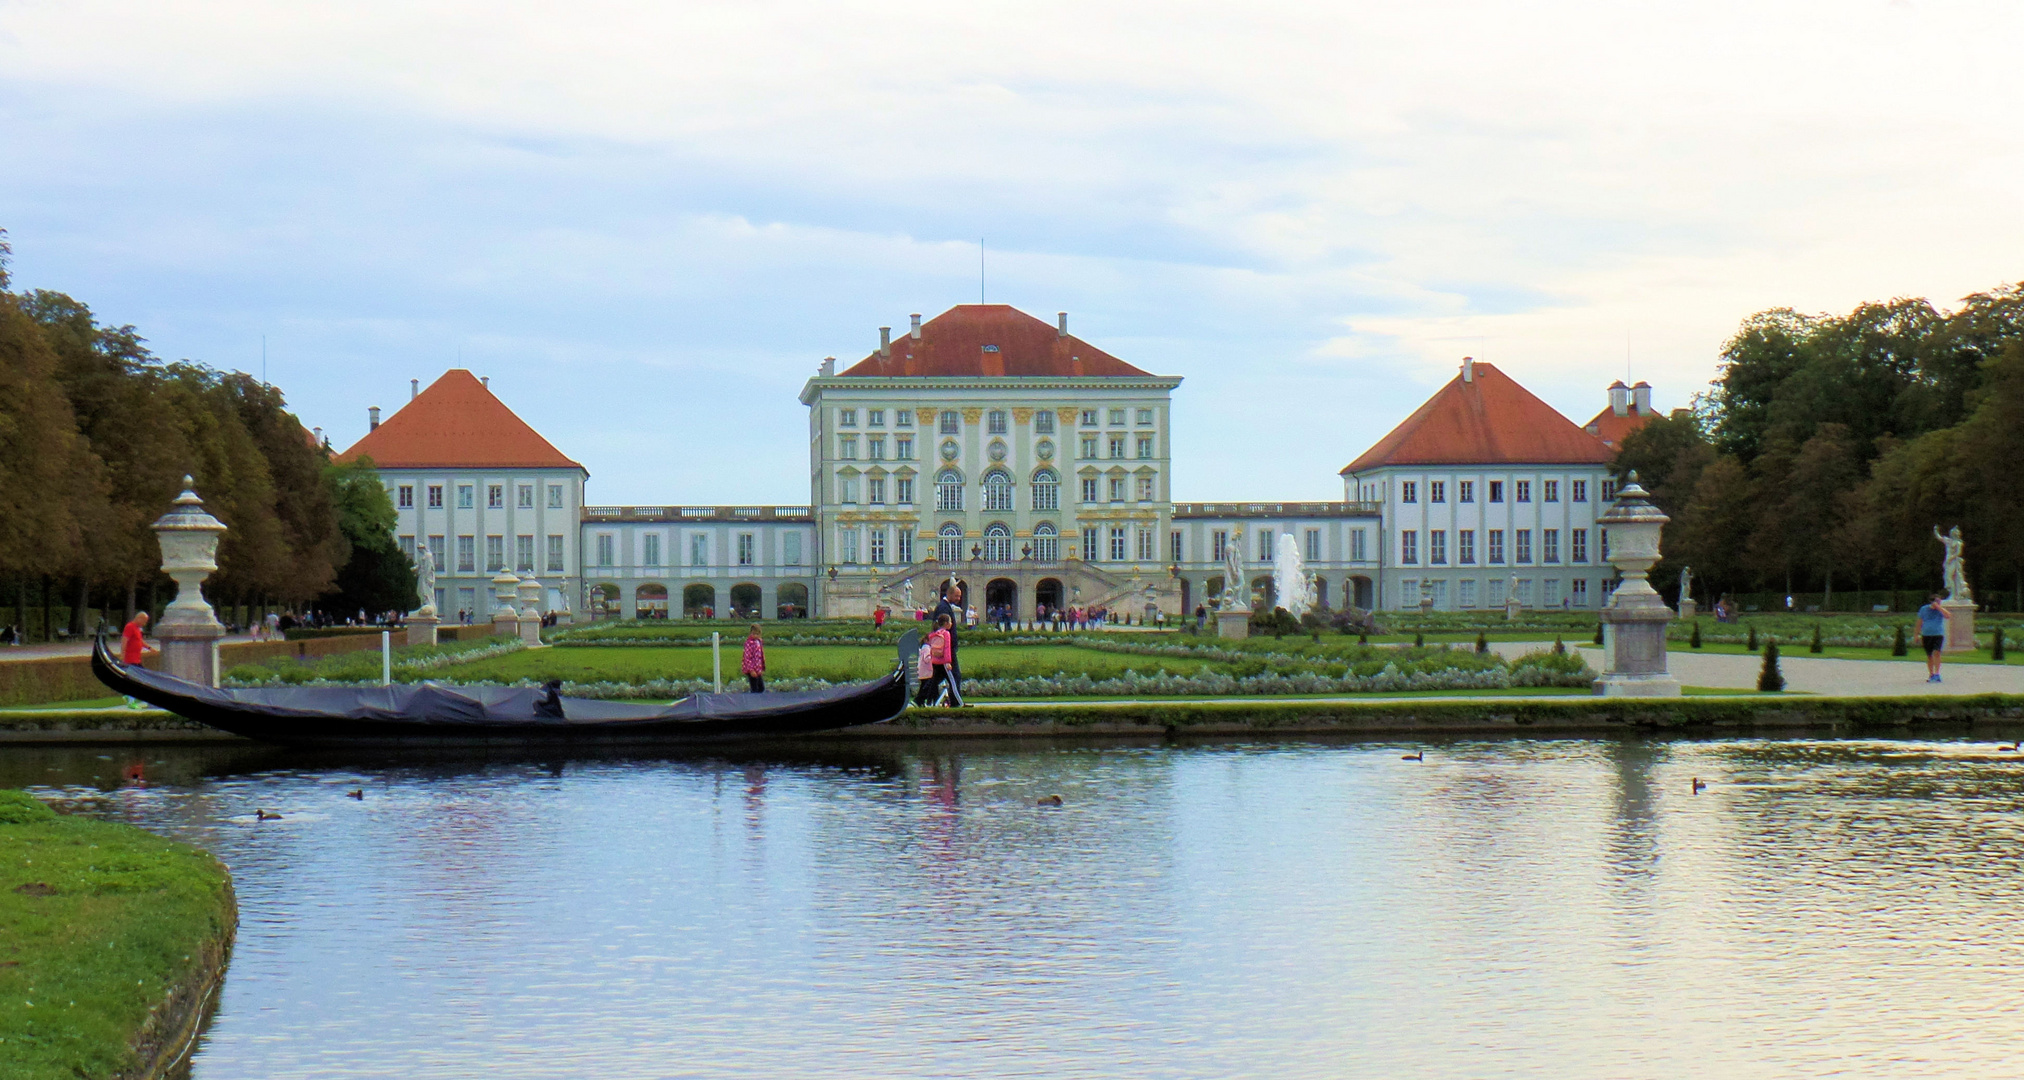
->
[0,790,236,1080]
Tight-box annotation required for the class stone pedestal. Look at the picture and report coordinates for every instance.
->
[1504,598,1523,621]
[406,615,439,647]
[1595,605,1681,696]
[517,576,545,646]
[1216,609,1251,639]
[1677,599,1698,621]
[1943,599,1977,653]
[156,622,224,688]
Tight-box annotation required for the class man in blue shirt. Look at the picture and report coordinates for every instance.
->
[1917,593,1952,683]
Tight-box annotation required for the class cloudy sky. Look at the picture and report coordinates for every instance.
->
[4,0,2020,503]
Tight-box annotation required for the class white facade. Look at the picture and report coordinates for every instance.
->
[1170,502,1383,613]
[577,506,817,619]
[382,466,587,621]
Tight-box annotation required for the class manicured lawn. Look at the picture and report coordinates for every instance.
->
[0,791,236,1080]
[0,697,131,713]
[447,644,1231,684]
[984,686,1598,702]
[1665,641,2024,665]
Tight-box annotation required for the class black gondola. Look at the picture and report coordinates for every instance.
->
[91,630,916,748]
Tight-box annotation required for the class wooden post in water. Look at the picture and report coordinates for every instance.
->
[712,631,722,693]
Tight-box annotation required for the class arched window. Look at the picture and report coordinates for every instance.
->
[984,523,1012,562]
[982,470,1014,512]
[936,469,964,511]
[1033,522,1059,562]
[937,522,964,563]
[1031,468,1059,511]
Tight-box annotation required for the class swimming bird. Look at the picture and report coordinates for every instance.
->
[255,809,282,821]
[1691,778,1708,794]
[1036,794,1063,807]
[1401,750,1424,761]
[2000,742,2020,753]
[346,789,364,800]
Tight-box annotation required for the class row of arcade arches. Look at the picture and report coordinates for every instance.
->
[589,582,810,619]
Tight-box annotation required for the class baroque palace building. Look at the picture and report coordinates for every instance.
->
[339,307,1654,620]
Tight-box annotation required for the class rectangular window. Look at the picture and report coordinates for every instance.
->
[515,535,534,572]
[397,485,414,509]
[1033,479,1058,511]
[1516,578,1534,606]
[1136,408,1154,426]
[1544,529,1560,563]
[428,485,444,509]
[1136,436,1154,459]
[1108,436,1125,458]
[1572,579,1589,605]
[1516,529,1533,563]
[546,535,564,573]
[1401,530,1418,564]
[1459,481,1474,503]
[1080,437,1099,459]
[1459,579,1478,608]
[896,532,913,563]
[738,533,754,566]
[1487,577,1506,607]
[1136,476,1155,502]
[1081,478,1099,503]
[1573,479,1588,502]
[591,535,608,569]
[840,529,859,564]
[1488,481,1504,503]
[987,410,1008,435]
[1080,409,1098,427]
[1136,528,1155,561]
[488,485,504,509]
[1258,529,1274,562]
[896,410,914,427]
[896,437,914,460]
[690,534,708,567]
[1108,408,1126,426]
[486,534,504,572]
[869,477,886,505]
[1351,529,1367,562]
[427,536,445,571]
[869,437,885,461]
[1035,412,1055,434]
[784,532,802,565]
[1430,530,1447,565]
[841,477,860,505]
[868,409,885,427]
[839,408,857,427]
[1430,481,1446,503]
[1108,477,1126,502]
[398,534,415,560]
[1428,579,1448,609]
[548,484,564,509]
[840,436,858,460]
[1305,528,1320,561]
[1601,480,1617,502]
[1516,480,1532,503]
[1544,480,1559,502]
[1458,529,1475,564]
[1171,531,1184,562]
[517,484,533,509]
[457,485,473,509]
[1571,529,1588,563]
[939,411,959,434]
[896,476,915,504]
[643,534,662,566]
[1213,530,1228,561]
[1109,526,1127,561]
[1544,578,1562,607]
[1082,530,1099,561]
[1401,481,1418,504]
[1488,529,1505,564]
[869,529,886,565]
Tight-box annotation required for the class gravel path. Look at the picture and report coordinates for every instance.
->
[1489,640,2024,696]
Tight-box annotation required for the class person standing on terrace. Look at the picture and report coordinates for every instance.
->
[1917,594,1951,684]
[741,624,767,693]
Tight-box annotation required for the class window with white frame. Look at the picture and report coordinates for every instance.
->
[1459,481,1474,503]
[937,523,963,563]
[1488,529,1505,564]
[939,411,959,434]
[1459,579,1478,608]
[983,471,1014,511]
[642,534,662,566]
[869,437,885,461]
[1082,529,1099,560]
[1034,523,1059,561]
[516,535,534,572]
[1108,477,1126,503]
[518,484,533,509]
[1136,476,1155,502]
[896,410,913,427]
[1171,531,1184,562]
[840,529,859,564]
[896,531,913,563]
[1136,527,1155,561]
[427,535,445,571]
[839,435,858,460]
[1489,481,1504,503]
[1080,436,1098,459]
[1136,408,1153,425]
[459,535,477,571]
[1544,480,1559,502]
[1401,530,1418,564]
[488,485,504,509]
[1305,528,1320,561]
[1108,435,1126,458]
[546,535,564,572]
[868,477,886,505]
[457,485,473,509]
[937,470,964,511]
[987,410,1008,435]
[1516,529,1533,563]
[1572,479,1588,502]
[869,529,886,565]
[1213,530,1229,561]
[1459,529,1475,564]
[690,534,708,567]
[428,485,444,509]
[1430,481,1446,503]
[1571,529,1588,563]
[1109,526,1127,561]
[548,484,564,509]
[1257,529,1274,562]
[985,523,1012,561]
[1031,469,1059,510]
[398,485,413,509]
[1351,528,1366,562]
[1035,411,1055,434]
[1429,530,1447,564]
[486,534,505,571]
[1401,481,1418,503]
[868,408,885,426]
[1080,409,1098,426]
[896,436,914,460]
[1081,477,1099,503]
[896,476,915,504]
[839,477,859,504]
[738,533,754,566]
[1571,579,1589,604]
[1544,528,1560,563]
[839,408,857,427]
[1136,436,1154,459]
[1516,480,1532,503]
[1108,408,1126,426]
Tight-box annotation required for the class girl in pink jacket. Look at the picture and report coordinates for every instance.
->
[741,625,766,693]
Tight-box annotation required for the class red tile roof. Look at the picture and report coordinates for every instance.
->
[336,370,584,471]
[1341,361,1614,473]
[1581,396,1660,449]
[837,305,1153,378]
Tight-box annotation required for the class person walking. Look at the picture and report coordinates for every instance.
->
[933,583,967,706]
[1194,603,1207,634]
[873,606,888,629]
[915,613,955,706]
[120,611,155,708]
[741,624,767,692]
[1917,593,1952,683]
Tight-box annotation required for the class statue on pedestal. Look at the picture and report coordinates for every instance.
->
[413,543,438,617]
[1677,565,1692,606]
[1934,526,1971,601]
[1219,526,1249,612]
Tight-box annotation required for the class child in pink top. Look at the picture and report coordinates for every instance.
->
[741,625,766,693]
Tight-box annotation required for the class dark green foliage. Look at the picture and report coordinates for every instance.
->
[1475,631,1488,654]
[1758,640,1785,692]
[1357,633,1368,646]
[1809,624,1823,654]
[1593,623,1604,645]
[1414,632,1424,647]
[1247,607,1302,639]
[1690,621,1703,648]
[1995,627,2006,661]
[1893,625,1908,656]
[1553,636,1566,655]
[320,456,417,618]
[1747,625,1759,651]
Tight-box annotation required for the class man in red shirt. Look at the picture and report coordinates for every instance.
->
[120,612,155,709]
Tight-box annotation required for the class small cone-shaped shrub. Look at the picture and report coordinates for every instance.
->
[1554,636,1567,656]
[1758,640,1785,692]
[1475,631,1489,655]
[1690,621,1703,648]
[1358,633,1368,646]
[1593,623,1604,645]
[1414,632,1424,647]
[1995,626,2007,661]
[1747,625,1759,651]
[1809,624,1823,654]
[1892,625,1908,656]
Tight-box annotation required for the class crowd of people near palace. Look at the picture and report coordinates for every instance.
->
[870,601,1151,633]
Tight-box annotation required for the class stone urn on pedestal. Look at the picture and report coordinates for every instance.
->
[1594,472,1681,697]
[490,570,521,639]
[152,477,228,687]
[517,575,545,646]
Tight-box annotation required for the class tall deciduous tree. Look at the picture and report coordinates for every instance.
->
[322,456,417,618]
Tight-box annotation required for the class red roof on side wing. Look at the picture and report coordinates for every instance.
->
[837,305,1153,378]
[336,370,583,471]
[1341,362,1613,474]
[1582,403,1660,449]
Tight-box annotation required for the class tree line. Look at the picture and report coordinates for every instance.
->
[1615,280,2024,609]
[0,231,414,641]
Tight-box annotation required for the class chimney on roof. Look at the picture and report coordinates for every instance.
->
[368,406,381,431]
[879,327,891,359]
[1461,356,1475,383]
[819,356,836,377]
[910,314,922,340]
[1058,312,1069,338]
[313,426,322,444]
[1608,380,1630,416]
[411,378,419,401]
[481,376,490,389]
[1631,381,1652,414]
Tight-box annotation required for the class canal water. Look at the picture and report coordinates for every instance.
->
[11,735,2024,1078]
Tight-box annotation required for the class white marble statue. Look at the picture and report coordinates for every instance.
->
[1677,565,1693,605]
[1935,526,1971,601]
[1220,526,1249,612]
[413,542,437,617]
